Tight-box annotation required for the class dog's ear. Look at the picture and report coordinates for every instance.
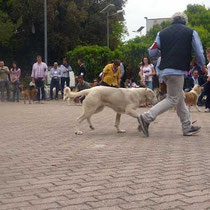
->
[145,89,155,101]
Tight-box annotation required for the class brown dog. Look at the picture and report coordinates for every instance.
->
[21,86,37,104]
[185,85,203,112]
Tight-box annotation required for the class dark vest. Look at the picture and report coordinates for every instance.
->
[159,23,193,71]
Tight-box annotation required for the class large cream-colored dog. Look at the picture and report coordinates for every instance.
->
[64,86,157,135]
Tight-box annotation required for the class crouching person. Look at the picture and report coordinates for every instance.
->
[74,76,90,103]
[101,60,121,88]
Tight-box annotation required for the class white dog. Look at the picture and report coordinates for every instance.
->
[63,87,71,105]
[64,86,157,135]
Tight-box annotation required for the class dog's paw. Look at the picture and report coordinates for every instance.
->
[75,131,83,135]
[117,130,126,133]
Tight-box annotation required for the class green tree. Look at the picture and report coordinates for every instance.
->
[1,0,127,75]
[66,45,121,81]
[0,0,21,46]
[185,4,210,48]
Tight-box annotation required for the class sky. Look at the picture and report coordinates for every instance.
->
[124,0,210,40]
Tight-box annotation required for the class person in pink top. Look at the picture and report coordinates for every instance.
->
[31,55,48,103]
[10,62,21,102]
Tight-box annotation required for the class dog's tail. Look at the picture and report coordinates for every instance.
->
[65,87,91,99]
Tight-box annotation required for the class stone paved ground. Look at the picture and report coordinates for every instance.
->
[0,101,210,210]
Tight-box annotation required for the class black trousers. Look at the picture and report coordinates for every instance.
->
[101,81,117,88]
[61,77,70,95]
[35,78,45,101]
[205,82,210,109]
[50,78,59,99]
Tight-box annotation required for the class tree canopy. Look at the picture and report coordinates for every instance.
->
[0,2,210,81]
[0,0,127,73]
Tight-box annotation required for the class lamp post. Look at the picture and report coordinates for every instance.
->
[132,26,145,36]
[44,0,48,64]
[100,4,115,48]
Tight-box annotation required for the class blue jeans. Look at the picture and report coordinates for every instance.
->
[0,80,10,101]
[145,81,153,90]
[12,81,20,102]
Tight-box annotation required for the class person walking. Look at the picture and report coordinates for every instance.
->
[60,58,72,97]
[10,62,21,102]
[139,56,156,90]
[137,12,206,137]
[0,61,10,102]
[31,55,48,103]
[50,62,61,100]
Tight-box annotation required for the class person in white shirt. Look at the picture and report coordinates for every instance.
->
[139,56,156,90]
[204,48,210,112]
[31,55,48,102]
[50,62,61,100]
[60,58,72,96]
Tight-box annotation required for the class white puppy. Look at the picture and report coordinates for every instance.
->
[63,87,71,105]
[65,86,157,135]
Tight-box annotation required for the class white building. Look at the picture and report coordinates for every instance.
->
[145,17,171,33]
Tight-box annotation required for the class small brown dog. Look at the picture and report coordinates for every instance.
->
[185,85,203,112]
[21,85,37,104]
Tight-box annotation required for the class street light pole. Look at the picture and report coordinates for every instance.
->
[100,4,115,48]
[107,11,109,48]
[44,0,48,64]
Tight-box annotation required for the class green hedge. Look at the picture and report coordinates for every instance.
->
[66,45,122,82]
[66,43,149,83]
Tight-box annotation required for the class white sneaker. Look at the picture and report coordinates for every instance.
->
[204,108,210,112]
[41,100,45,104]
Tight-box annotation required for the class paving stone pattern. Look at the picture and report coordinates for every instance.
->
[0,101,210,210]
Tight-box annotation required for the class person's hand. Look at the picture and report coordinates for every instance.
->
[141,80,146,87]
[201,66,208,76]
[42,78,45,81]
[207,76,210,82]
[32,78,35,83]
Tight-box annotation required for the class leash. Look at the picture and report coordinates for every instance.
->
[201,81,208,87]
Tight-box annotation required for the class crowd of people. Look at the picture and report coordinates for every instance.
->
[0,13,210,123]
[0,51,210,109]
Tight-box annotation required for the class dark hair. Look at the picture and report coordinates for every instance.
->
[78,58,84,63]
[141,56,151,66]
[37,55,42,58]
[78,75,84,80]
[192,69,199,74]
[206,48,210,54]
[113,59,120,67]
[11,61,18,70]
